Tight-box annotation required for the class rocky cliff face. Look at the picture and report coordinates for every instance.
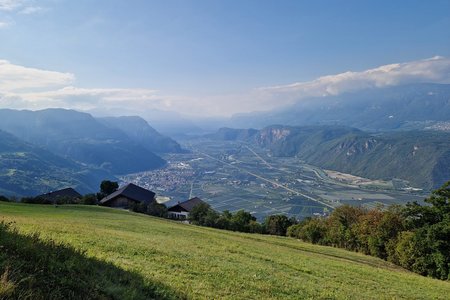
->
[256,127,292,147]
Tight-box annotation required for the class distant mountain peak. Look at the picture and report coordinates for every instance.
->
[97,116,185,154]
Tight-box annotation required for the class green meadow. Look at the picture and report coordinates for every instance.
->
[1,202,449,299]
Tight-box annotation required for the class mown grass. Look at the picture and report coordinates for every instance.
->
[1,202,449,299]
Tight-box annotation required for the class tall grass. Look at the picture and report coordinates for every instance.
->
[0,221,183,300]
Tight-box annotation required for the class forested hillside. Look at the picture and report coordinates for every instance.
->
[97,116,185,153]
[0,130,112,196]
[0,109,166,174]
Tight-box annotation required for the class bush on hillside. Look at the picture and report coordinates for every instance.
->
[131,202,147,213]
[96,180,119,201]
[131,201,169,218]
[20,196,78,205]
[264,215,297,236]
[20,196,53,204]
[188,205,265,234]
[188,202,213,225]
[80,193,98,205]
[287,217,327,244]
[147,202,169,218]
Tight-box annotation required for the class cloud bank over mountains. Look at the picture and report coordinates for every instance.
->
[260,56,450,98]
[0,59,74,91]
[1,56,450,117]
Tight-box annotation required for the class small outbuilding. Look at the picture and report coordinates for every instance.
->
[37,187,82,203]
[100,183,155,208]
[168,197,206,220]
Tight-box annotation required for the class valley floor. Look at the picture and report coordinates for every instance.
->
[1,202,449,299]
[122,139,425,221]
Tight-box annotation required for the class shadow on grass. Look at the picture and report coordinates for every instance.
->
[0,221,186,300]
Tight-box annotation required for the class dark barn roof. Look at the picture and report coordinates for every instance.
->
[100,183,155,205]
[168,197,206,212]
[37,188,81,200]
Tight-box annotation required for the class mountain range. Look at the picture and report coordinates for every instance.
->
[0,109,184,196]
[228,83,450,131]
[1,83,449,195]
[97,116,185,154]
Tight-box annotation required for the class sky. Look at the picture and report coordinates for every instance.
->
[0,0,450,117]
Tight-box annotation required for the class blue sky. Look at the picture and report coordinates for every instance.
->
[1,0,450,116]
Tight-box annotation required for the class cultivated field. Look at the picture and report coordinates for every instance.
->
[1,202,449,299]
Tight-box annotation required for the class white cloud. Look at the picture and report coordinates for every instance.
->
[0,60,74,92]
[258,56,450,105]
[1,56,450,117]
[0,20,11,28]
[0,0,42,13]
[0,0,24,11]
[0,1,46,28]
[18,86,165,110]
[19,5,43,14]
[188,56,450,116]
[0,60,169,112]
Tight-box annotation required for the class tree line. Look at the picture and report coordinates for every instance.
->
[188,202,297,235]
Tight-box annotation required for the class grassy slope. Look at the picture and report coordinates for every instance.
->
[0,221,174,300]
[1,202,449,299]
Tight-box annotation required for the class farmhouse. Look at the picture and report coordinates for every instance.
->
[168,197,206,220]
[37,187,82,203]
[100,183,156,208]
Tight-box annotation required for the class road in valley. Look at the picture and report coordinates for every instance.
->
[192,149,335,209]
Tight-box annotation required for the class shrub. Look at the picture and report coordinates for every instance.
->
[264,215,297,236]
[248,220,264,234]
[146,202,168,218]
[288,218,327,244]
[131,202,148,214]
[80,194,98,205]
[96,180,119,201]
[325,205,365,250]
[215,211,232,230]
[188,203,214,226]
[230,210,256,232]
[21,196,52,204]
